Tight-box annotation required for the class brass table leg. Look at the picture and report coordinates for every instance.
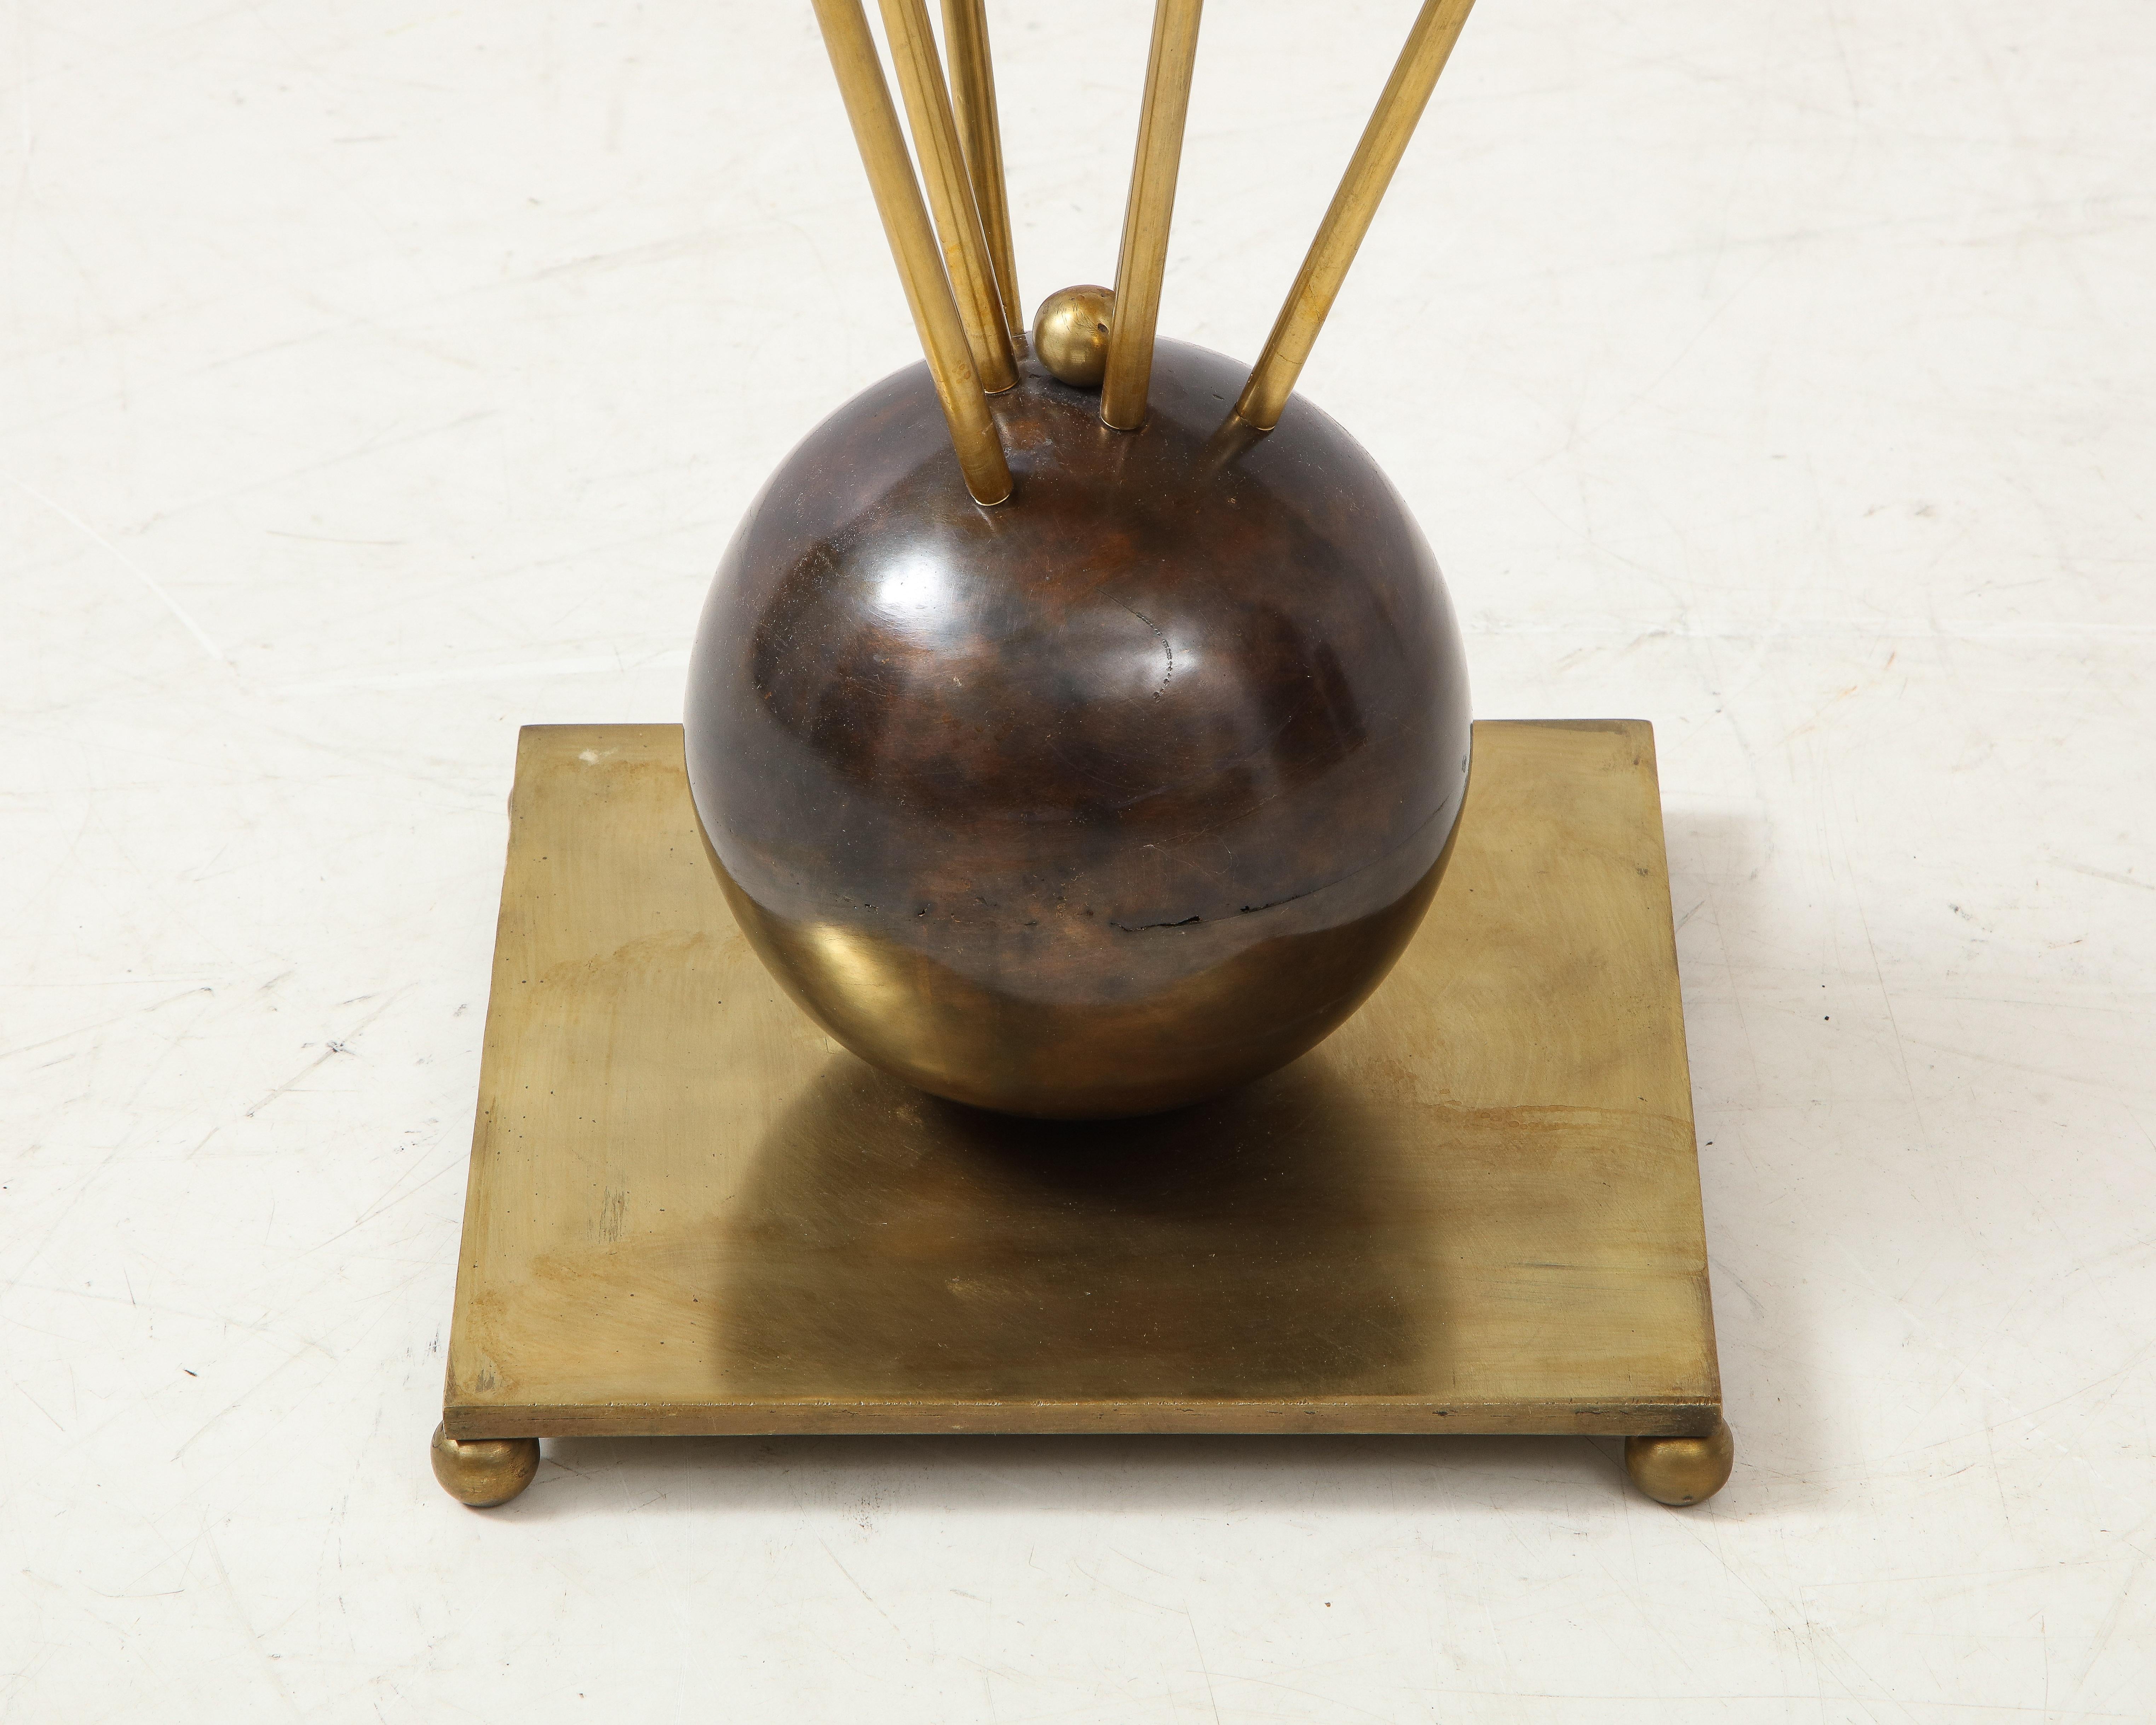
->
[430,1423,540,1508]
[1623,1417,1734,1506]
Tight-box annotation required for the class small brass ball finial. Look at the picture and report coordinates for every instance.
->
[1033,285,1115,389]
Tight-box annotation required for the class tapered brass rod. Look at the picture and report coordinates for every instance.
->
[811,0,1012,504]
[1100,0,1203,432]
[880,0,1017,392]
[1234,0,1478,431]
[941,0,1021,334]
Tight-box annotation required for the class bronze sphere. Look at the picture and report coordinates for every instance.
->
[685,338,1471,1118]
[1031,284,1115,388]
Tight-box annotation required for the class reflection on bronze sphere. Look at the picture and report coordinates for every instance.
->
[1031,284,1114,388]
[685,338,1471,1118]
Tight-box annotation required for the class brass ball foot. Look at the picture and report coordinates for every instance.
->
[430,1423,540,1508]
[1623,1417,1734,1506]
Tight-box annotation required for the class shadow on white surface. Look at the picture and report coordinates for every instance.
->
[514,1432,1658,1521]
[1662,805,1833,1520]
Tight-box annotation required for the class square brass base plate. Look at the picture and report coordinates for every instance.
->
[445,720,1721,1441]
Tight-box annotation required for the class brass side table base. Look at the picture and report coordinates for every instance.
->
[437,720,1733,1509]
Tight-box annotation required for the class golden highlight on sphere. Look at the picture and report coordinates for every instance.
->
[1032,284,1115,389]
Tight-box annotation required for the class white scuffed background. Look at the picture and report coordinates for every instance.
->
[4,0,2152,1718]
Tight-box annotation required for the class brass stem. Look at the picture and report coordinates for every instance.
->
[1234,0,1478,432]
[880,0,1017,392]
[1100,0,1203,432]
[941,0,1021,336]
[810,0,1012,504]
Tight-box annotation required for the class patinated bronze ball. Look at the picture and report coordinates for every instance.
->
[685,337,1470,1118]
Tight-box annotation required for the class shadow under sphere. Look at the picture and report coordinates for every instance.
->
[714,1055,1433,1402]
[686,339,1471,1117]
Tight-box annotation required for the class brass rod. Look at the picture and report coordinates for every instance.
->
[880,0,1018,392]
[810,0,1012,504]
[1234,0,1478,431]
[1100,0,1203,432]
[941,0,1021,335]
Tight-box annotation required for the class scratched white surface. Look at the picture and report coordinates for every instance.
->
[5,0,2153,1717]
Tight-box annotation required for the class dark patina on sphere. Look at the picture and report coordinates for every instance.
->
[686,338,1470,1118]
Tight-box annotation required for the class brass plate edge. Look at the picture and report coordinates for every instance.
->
[444,1397,1724,1441]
